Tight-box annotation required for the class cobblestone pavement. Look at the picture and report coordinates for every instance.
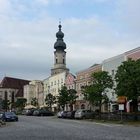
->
[0,115,140,140]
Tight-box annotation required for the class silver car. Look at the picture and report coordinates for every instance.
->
[74,109,94,119]
[57,111,64,118]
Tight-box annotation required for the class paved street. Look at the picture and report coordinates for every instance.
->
[0,115,140,140]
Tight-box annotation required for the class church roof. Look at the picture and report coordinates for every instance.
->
[0,77,30,97]
[54,24,66,50]
[0,77,30,89]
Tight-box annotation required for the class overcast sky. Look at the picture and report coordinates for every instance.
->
[0,0,140,80]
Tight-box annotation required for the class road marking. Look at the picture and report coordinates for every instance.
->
[93,122,123,127]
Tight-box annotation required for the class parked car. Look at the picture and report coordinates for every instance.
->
[0,112,4,121]
[74,109,95,119]
[26,109,36,116]
[66,110,76,119]
[0,112,6,126]
[22,109,28,115]
[57,111,68,118]
[1,112,18,122]
[57,111,64,118]
[22,109,36,116]
[0,112,4,118]
[61,111,68,118]
[33,109,54,116]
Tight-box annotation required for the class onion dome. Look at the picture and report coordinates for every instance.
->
[54,24,66,50]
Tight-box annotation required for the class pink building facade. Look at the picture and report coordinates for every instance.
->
[75,64,102,110]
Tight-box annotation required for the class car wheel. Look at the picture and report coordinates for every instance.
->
[82,116,86,119]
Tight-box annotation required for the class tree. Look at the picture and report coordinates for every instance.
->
[57,86,78,111]
[1,100,10,111]
[57,86,69,110]
[45,93,56,111]
[82,71,113,114]
[115,58,140,113]
[68,89,78,111]
[15,98,27,110]
[31,97,38,107]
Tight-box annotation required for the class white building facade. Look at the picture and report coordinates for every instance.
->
[102,47,140,112]
[0,88,18,110]
[102,54,125,112]
[43,72,67,111]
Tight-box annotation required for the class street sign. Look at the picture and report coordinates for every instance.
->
[119,104,124,111]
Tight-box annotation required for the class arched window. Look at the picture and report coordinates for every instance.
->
[11,92,15,103]
[81,104,85,109]
[4,91,8,101]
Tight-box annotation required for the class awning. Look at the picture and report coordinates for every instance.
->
[117,96,127,103]
[24,105,37,109]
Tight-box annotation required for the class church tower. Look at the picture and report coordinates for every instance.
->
[51,23,69,75]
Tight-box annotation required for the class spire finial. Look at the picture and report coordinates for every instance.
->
[58,18,62,30]
[59,18,61,25]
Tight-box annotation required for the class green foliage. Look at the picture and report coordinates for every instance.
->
[57,86,69,110]
[115,59,140,99]
[1,100,10,110]
[82,71,113,112]
[57,86,78,110]
[115,59,140,113]
[68,89,78,111]
[45,93,56,110]
[31,97,38,107]
[15,98,27,109]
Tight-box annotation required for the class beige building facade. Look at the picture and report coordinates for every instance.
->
[24,80,44,107]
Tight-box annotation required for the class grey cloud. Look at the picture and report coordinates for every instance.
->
[0,0,140,80]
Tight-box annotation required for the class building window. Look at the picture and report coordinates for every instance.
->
[87,81,89,85]
[76,84,79,90]
[63,59,65,64]
[51,82,53,86]
[80,76,83,79]
[85,74,88,78]
[112,92,115,97]
[4,91,8,101]
[11,92,15,103]
[112,70,115,76]
[56,58,58,63]
[81,104,85,109]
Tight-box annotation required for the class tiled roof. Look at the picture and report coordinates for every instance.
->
[0,77,30,88]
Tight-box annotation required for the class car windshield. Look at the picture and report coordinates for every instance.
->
[5,112,15,115]
[76,110,82,113]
